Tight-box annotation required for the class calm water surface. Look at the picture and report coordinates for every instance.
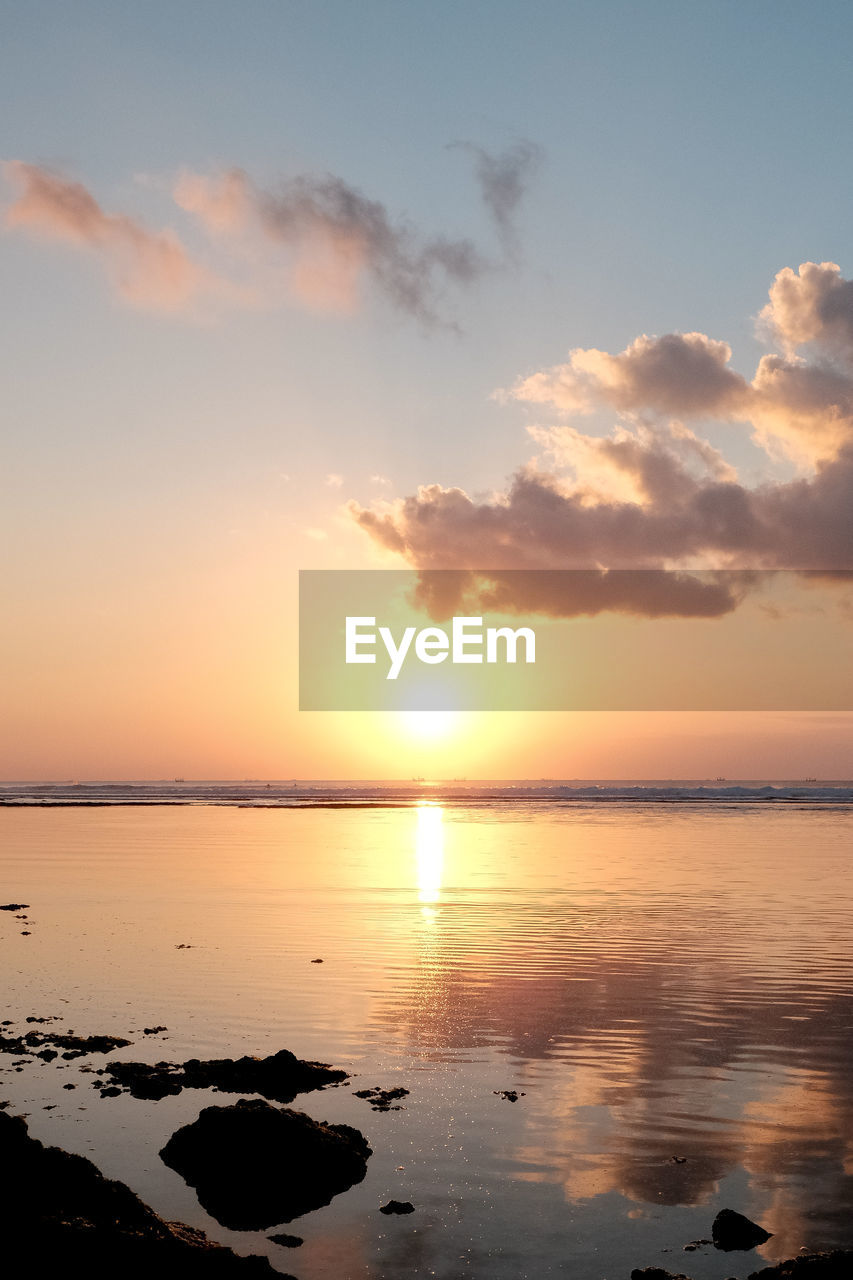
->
[2,791,852,1278]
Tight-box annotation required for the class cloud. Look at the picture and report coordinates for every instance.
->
[175,166,486,325]
[760,261,853,358]
[4,162,223,311]
[449,140,542,256]
[510,331,748,417]
[351,263,853,615]
[9,143,540,325]
[410,568,759,622]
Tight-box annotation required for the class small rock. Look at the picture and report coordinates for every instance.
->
[268,1233,303,1247]
[630,1270,692,1280]
[493,1089,525,1102]
[379,1200,415,1215]
[310,958,323,964]
[0,904,30,912]
[354,1086,409,1111]
[713,1208,772,1251]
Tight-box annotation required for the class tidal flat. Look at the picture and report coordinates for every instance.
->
[2,783,853,1278]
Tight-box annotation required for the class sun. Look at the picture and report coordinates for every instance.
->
[398,710,460,740]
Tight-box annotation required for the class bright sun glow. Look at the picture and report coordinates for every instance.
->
[415,803,444,909]
[399,710,459,740]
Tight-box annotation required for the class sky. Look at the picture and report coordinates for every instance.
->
[2,0,853,779]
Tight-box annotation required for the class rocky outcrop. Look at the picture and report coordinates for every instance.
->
[747,1253,853,1278]
[0,1110,280,1277]
[160,1097,372,1230]
[712,1207,773,1250]
[101,1047,347,1101]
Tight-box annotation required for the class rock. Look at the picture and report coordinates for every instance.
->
[630,1270,692,1280]
[310,958,323,963]
[268,1233,303,1247]
[379,1200,415,1215]
[160,1098,372,1230]
[143,1026,168,1035]
[0,1029,131,1060]
[0,904,29,912]
[354,1086,409,1111]
[0,1110,281,1276]
[102,1047,347,1102]
[494,1089,525,1102]
[747,1253,853,1278]
[713,1208,773,1251]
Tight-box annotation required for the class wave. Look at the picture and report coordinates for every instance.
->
[2,779,853,808]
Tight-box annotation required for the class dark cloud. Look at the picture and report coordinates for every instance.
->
[410,568,761,622]
[450,140,542,256]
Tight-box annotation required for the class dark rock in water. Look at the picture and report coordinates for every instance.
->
[0,904,29,912]
[310,958,323,963]
[160,1098,372,1230]
[54,1033,132,1058]
[354,1085,409,1111]
[379,1200,415,1215]
[494,1089,525,1102]
[0,1029,131,1059]
[103,1047,347,1102]
[630,1270,692,1280]
[0,1110,281,1277]
[713,1208,773,1251]
[143,1026,168,1035]
[268,1233,303,1247]
[747,1251,853,1277]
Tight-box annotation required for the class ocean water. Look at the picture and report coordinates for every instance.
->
[2,782,853,1278]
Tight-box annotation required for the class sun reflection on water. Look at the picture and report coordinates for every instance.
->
[415,803,444,916]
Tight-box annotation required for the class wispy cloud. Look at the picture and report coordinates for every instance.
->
[6,144,541,326]
[449,140,542,257]
[4,162,229,312]
[176,166,486,326]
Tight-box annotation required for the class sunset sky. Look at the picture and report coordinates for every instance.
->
[3,0,853,779]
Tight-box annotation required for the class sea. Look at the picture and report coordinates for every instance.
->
[2,780,852,1279]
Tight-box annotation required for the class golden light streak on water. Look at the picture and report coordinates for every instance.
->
[415,803,444,914]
